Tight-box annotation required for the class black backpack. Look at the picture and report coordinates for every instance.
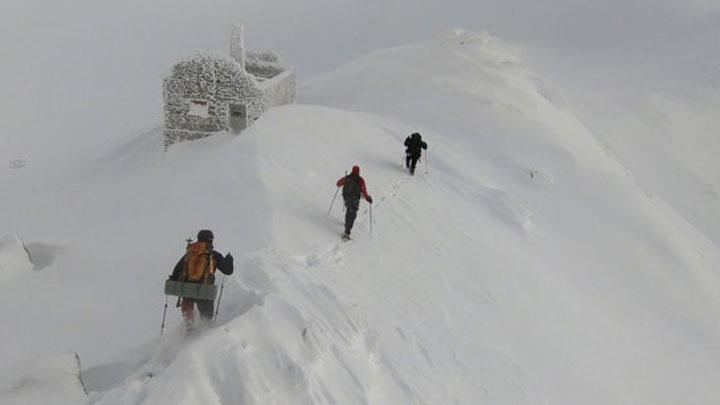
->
[342,175,361,201]
[407,135,424,156]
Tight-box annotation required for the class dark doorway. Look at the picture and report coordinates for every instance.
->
[229,104,247,134]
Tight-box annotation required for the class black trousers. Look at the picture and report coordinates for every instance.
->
[344,198,360,234]
[407,154,420,174]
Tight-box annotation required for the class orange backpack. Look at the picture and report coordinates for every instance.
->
[183,241,216,283]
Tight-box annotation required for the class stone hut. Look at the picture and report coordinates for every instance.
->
[163,25,295,148]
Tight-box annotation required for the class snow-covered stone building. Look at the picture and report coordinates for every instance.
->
[163,25,295,148]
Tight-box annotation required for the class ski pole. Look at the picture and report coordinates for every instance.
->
[160,295,169,335]
[213,274,227,325]
[327,186,340,216]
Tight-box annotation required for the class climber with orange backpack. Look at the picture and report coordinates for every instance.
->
[167,229,233,327]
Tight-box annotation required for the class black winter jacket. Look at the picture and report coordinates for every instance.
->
[404,135,428,157]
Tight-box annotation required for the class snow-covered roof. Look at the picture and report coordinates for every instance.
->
[166,53,248,78]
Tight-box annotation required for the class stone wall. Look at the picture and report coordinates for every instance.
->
[229,25,246,70]
[258,68,296,108]
[163,128,218,148]
[163,55,267,148]
[163,32,297,149]
[246,51,286,79]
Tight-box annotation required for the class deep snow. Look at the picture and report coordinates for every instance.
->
[2,2,720,404]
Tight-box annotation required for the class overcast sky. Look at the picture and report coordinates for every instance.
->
[1,0,717,150]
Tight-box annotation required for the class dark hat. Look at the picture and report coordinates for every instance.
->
[351,165,360,175]
[197,229,214,242]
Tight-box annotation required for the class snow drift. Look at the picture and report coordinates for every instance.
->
[0,236,33,283]
[2,27,720,404]
[0,352,87,405]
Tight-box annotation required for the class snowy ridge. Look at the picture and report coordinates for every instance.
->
[303,29,622,171]
[90,31,720,404]
[2,28,720,404]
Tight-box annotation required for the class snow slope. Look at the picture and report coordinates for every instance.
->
[2,4,720,403]
[0,236,32,283]
[555,91,720,247]
[1,352,87,405]
[5,28,720,404]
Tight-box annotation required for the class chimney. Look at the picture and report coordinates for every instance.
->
[230,24,246,71]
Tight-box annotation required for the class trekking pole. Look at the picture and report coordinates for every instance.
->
[213,274,227,325]
[327,186,340,216]
[160,295,169,335]
[368,203,374,238]
[424,150,429,174]
[173,238,193,311]
[327,171,348,215]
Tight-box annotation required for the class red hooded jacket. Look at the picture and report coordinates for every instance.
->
[336,165,371,202]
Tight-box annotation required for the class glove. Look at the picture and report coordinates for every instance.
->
[223,253,235,276]
[366,196,373,204]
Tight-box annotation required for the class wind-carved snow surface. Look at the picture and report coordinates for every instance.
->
[80,30,720,404]
[3,29,720,404]
[0,352,87,405]
[0,236,33,283]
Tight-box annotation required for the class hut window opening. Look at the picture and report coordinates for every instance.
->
[187,99,210,118]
